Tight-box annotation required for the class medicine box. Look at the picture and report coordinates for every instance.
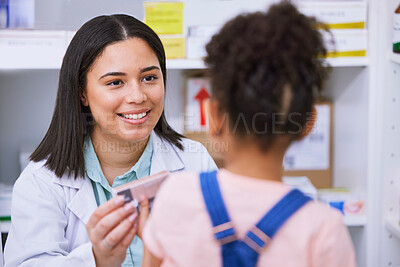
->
[297,1,367,29]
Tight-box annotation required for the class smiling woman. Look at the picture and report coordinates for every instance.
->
[3,14,217,267]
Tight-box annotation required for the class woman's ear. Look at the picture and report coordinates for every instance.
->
[80,90,89,107]
[299,106,317,140]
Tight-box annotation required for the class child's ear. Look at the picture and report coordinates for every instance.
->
[299,106,317,140]
[207,99,225,139]
[80,90,89,107]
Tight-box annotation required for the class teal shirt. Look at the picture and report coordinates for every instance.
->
[84,135,153,267]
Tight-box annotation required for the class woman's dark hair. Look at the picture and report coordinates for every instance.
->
[205,1,329,150]
[30,14,184,178]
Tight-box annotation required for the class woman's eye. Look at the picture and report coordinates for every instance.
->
[107,80,123,86]
[142,75,158,82]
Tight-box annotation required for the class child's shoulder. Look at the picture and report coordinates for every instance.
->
[156,171,204,207]
[296,200,345,232]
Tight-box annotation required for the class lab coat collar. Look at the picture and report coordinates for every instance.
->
[150,131,185,174]
[53,173,97,225]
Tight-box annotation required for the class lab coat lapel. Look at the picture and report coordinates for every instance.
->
[53,174,97,225]
[150,132,185,174]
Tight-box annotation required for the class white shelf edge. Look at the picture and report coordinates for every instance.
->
[384,218,400,239]
[166,59,206,69]
[344,215,367,227]
[388,52,400,65]
[325,57,369,67]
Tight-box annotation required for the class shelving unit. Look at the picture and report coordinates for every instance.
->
[0,0,392,267]
[385,218,400,240]
[0,30,369,70]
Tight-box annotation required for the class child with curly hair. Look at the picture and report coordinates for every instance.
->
[140,2,356,266]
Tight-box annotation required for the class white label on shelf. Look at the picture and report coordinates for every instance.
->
[393,14,400,44]
[283,104,330,171]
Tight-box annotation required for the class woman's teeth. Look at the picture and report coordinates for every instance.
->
[122,112,147,120]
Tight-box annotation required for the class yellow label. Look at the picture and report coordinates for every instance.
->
[160,37,185,59]
[144,2,184,35]
[326,50,366,58]
[325,22,365,29]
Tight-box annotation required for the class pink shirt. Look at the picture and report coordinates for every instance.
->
[143,169,356,267]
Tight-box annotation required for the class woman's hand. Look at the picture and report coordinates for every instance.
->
[137,195,150,239]
[86,196,139,267]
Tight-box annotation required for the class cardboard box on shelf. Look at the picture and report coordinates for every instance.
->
[184,74,211,132]
[298,1,367,30]
[160,35,186,59]
[324,30,367,58]
[283,102,333,188]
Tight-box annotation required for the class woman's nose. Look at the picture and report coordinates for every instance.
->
[125,83,147,104]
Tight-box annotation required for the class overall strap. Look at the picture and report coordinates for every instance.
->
[200,171,237,245]
[200,171,239,267]
[241,189,311,254]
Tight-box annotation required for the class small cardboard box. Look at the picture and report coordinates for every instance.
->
[298,1,367,29]
[283,102,333,188]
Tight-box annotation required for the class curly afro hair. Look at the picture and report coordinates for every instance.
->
[205,1,329,150]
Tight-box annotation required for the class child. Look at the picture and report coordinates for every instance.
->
[140,2,356,267]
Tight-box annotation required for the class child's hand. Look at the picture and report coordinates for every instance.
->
[137,194,150,239]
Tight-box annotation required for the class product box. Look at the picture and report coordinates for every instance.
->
[112,171,170,205]
[317,188,365,216]
[297,1,367,29]
[144,1,184,35]
[323,30,367,58]
[0,0,34,29]
[184,75,211,132]
[186,25,219,59]
[0,30,67,69]
[160,35,186,59]
[283,102,333,188]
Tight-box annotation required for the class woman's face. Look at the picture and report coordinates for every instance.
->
[83,37,164,144]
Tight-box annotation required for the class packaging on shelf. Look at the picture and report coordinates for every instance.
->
[159,35,186,59]
[184,75,211,132]
[297,1,367,30]
[0,30,67,69]
[186,25,219,59]
[144,1,184,35]
[393,3,400,53]
[283,102,333,188]
[0,0,34,29]
[0,183,12,220]
[323,30,367,58]
[318,188,365,216]
[144,1,186,59]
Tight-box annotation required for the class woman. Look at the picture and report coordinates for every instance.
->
[4,14,217,267]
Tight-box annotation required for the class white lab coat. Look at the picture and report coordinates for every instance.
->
[4,132,217,267]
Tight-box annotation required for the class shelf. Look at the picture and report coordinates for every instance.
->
[325,57,369,67]
[166,59,206,69]
[344,215,367,227]
[167,57,369,69]
[0,30,369,70]
[385,218,400,239]
[388,52,400,65]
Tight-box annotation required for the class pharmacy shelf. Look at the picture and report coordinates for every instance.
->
[326,57,369,67]
[0,30,369,70]
[384,218,400,240]
[388,52,400,65]
[166,57,369,69]
[344,215,367,227]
